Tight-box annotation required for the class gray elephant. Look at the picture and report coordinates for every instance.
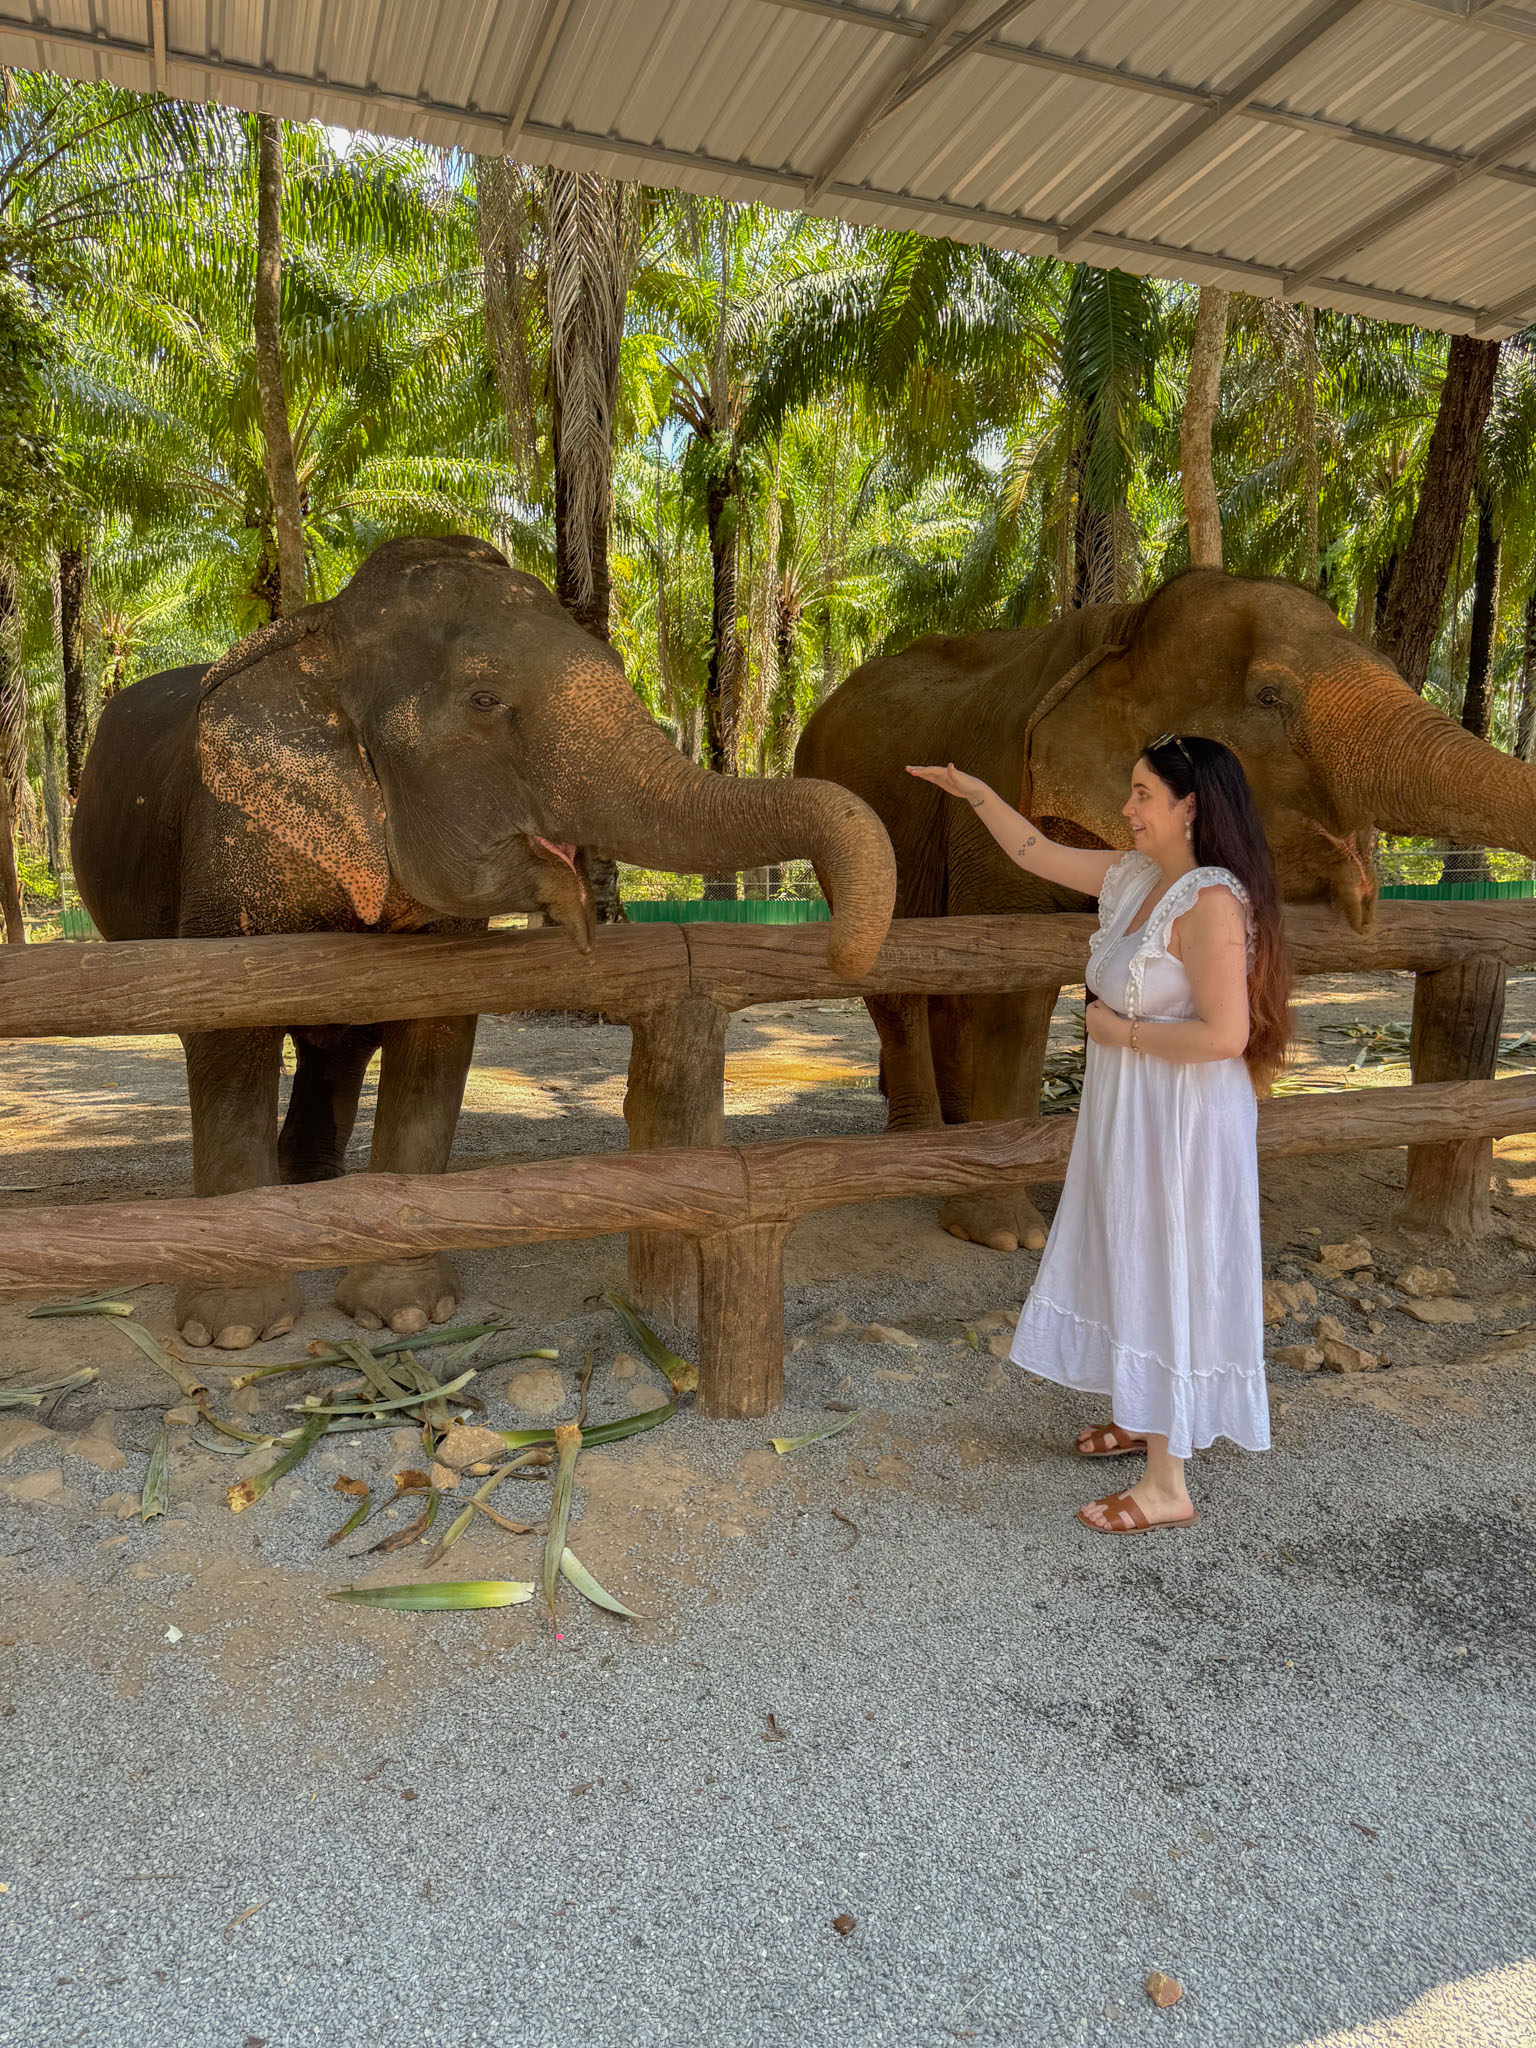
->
[72,535,894,1348]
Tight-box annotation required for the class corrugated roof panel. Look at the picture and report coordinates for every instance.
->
[4,0,1536,333]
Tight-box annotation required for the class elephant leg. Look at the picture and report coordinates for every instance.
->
[278,1027,381,1185]
[866,994,943,1130]
[176,1027,303,1349]
[938,988,1059,1253]
[928,995,974,1125]
[333,1014,478,1336]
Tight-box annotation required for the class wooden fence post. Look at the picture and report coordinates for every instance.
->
[623,995,728,1320]
[1401,954,1506,1235]
[695,1220,792,1418]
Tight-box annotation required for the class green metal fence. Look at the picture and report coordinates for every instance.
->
[1378,879,1536,901]
[621,899,830,923]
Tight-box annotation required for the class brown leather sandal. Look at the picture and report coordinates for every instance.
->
[1075,1423,1148,1459]
[1077,1490,1199,1534]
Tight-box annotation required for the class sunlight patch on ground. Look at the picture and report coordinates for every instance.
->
[1293,1961,1536,2047]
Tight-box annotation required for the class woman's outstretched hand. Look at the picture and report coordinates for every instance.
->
[906,763,993,806]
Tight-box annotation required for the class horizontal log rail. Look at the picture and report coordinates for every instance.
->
[7,899,1536,1039]
[4,1072,1534,1415]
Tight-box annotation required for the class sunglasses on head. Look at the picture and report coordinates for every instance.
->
[1149,731,1194,768]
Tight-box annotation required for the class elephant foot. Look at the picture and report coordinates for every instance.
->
[939,1190,1048,1254]
[335,1255,459,1337]
[176,1275,302,1351]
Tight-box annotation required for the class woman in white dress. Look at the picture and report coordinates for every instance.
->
[907,734,1291,1534]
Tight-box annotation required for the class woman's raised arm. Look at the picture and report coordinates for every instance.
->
[905,764,1121,897]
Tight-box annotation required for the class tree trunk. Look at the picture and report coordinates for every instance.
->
[1297,302,1320,589]
[253,115,306,619]
[57,543,89,795]
[544,170,634,928]
[0,563,25,944]
[40,709,62,878]
[1178,285,1228,570]
[1516,579,1536,763]
[1377,334,1501,692]
[1443,488,1501,884]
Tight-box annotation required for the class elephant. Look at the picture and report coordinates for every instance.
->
[72,534,895,1348]
[796,566,1536,1251]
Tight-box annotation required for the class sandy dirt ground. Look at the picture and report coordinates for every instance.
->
[1,975,1534,2046]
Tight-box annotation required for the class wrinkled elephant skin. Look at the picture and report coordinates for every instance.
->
[72,535,896,1345]
[797,568,1536,1250]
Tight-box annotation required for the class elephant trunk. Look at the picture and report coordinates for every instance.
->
[1306,667,1536,855]
[541,676,896,979]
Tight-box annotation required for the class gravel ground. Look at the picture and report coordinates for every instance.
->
[1,982,1534,2048]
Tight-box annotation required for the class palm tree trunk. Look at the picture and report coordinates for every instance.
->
[1377,334,1501,692]
[253,114,306,619]
[1517,579,1536,763]
[40,708,62,879]
[57,542,89,794]
[1443,488,1502,883]
[1178,285,1228,570]
[545,169,635,926]
[1297,302,1320,589]
[0,563,26,944]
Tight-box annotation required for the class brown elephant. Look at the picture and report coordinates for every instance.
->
[72,535,895,1347]
[796,567,1536,1250]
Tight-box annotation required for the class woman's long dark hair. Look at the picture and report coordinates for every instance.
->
[1141,733,1292,1090]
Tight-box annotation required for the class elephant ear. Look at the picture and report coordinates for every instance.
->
[1018,641,1130,819]
[196,623,391,927]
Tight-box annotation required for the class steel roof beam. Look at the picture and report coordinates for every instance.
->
[1282,103,1536,291]
[501,0,579,150]
[751,0,1536,193]
[802,0,981,208]
[803,0,1045,206]
[1053,0,1375,260]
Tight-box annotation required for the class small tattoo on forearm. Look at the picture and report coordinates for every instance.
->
[969,796,985,808]
[1017,835,1036,854]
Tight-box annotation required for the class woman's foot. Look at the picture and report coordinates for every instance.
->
[1077,1480,1198,1533]
[1075,1423,1148,1460]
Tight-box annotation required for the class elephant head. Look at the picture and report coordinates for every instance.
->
[197,536,895,974]
[1026,568,1536,932]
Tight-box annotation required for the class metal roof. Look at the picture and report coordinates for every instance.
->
[6,0,1536,335]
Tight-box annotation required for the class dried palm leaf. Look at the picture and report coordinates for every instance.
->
[140,1429,170,1523]
[226,1413,327,1513]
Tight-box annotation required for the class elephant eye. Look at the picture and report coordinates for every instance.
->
[470,691,502,711]
[1256,686,1282,708]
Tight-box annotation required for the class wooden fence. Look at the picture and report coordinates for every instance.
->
[2,899,1533,1415]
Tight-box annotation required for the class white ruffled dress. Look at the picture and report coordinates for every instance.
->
[1008,852,1270,1457]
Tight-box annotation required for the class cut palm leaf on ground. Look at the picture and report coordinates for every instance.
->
[560,1548,638,1617]
[328,1580,535,1611]
[543,1423,581,1613]
[600,1292,698,1395]
[140,1429,170,1523]
[227,1413,327,1513]
[27,1294,136,1319]
[495,1393,676,1451]
[423,1451,545,1567]
[771,1412,858,1454]
[0,1367,96,1409]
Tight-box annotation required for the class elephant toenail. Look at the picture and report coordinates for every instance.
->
[182,1321,211,1348]
[354,1310,383,1330]
[431,1296,455,1323]
[261,1316,295,1340]
[214,1324,257,1349]
[389,1307,429,1336]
